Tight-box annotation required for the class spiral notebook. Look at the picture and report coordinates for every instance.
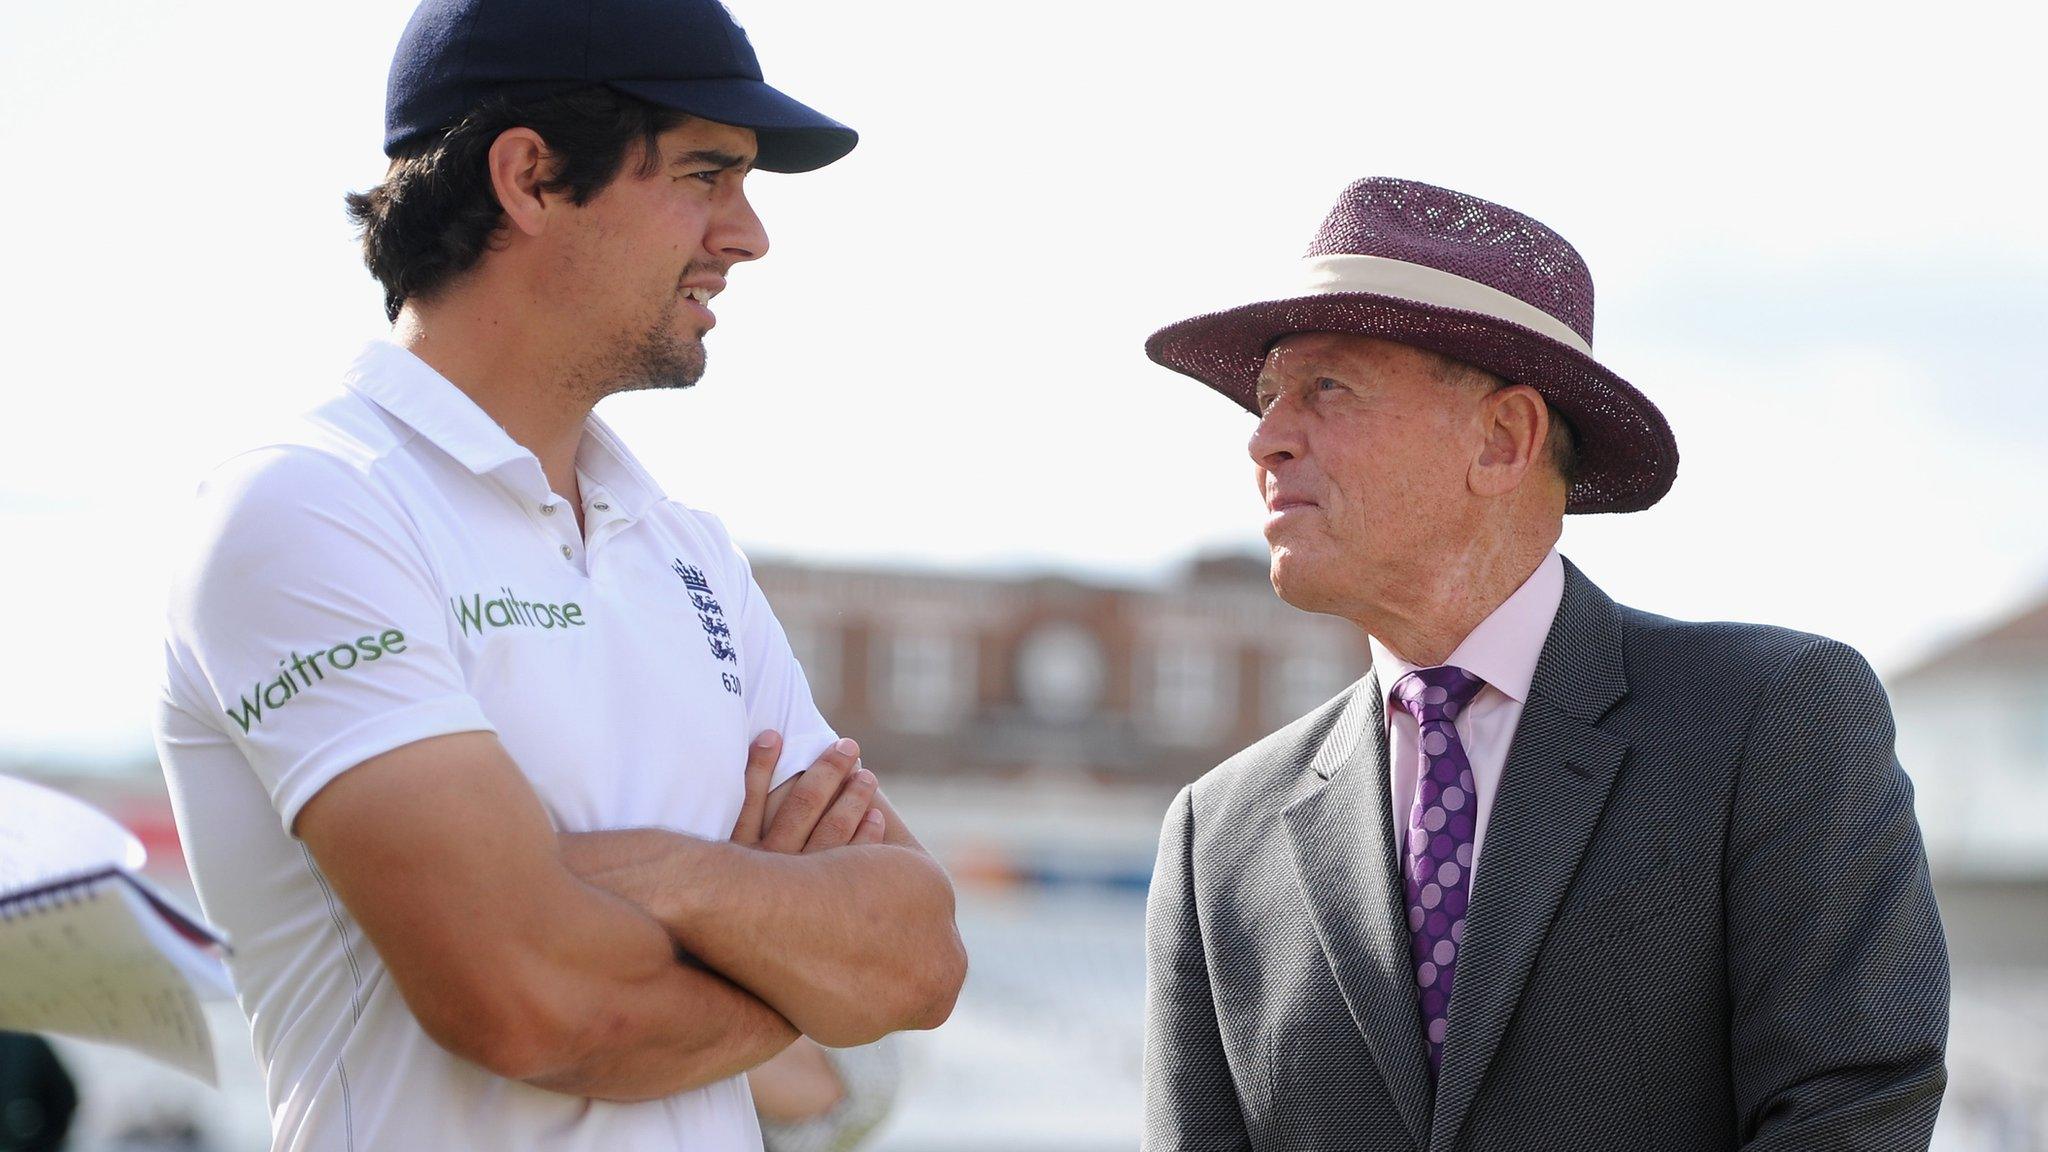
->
[0,774,233,1085]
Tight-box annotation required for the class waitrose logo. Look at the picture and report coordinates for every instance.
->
[226,630,408,733]
[451,587,587,636]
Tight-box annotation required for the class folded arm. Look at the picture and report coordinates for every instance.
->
[563,736,967,1048]
[295,731,798,1102]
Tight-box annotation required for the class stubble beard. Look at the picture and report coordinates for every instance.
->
[619,289,708,393]
[579,286,708,403]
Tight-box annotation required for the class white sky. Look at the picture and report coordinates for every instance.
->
[2,0,2044,756]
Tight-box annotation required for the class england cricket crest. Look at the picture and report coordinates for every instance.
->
[672,559,742,695]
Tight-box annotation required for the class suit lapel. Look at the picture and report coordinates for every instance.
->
[1284,673,1435,1148]
[1428,561,1632,1151]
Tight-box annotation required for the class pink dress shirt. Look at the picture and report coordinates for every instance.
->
[1369,549,1565,901]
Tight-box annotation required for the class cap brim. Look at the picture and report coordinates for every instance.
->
[1145,294,1679,514]
[608,77,856,173]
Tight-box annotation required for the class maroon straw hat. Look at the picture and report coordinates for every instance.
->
[1144,177,1678,513]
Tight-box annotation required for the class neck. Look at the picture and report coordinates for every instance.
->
[393,295,593,510]
[1352,528,1557,666]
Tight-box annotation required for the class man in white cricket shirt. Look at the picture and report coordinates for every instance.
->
[151,2,967,1149]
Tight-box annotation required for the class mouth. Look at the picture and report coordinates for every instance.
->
[678,281,724,327]
[1266,491,1319,515]
[1264,495,1318,536]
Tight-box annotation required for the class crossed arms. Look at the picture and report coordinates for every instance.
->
[294,729,967,1103]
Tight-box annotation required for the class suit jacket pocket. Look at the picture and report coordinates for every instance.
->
[1559,850,1704,947]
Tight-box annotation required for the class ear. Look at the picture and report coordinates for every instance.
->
[1468,384,1547,499]
[486,127,554,239]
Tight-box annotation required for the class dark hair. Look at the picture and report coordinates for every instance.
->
[345,86,689,321]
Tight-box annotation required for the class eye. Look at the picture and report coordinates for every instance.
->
[1314,376,1341,392]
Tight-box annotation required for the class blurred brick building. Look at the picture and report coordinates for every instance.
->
[754,552,1372,787]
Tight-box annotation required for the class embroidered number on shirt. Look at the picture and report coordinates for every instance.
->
[672,560,742,694]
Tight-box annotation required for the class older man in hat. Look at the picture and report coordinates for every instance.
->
[1140,178,1948,1151]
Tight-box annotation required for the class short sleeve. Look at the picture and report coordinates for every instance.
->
[702,517,839,789]
[163,447,494,832]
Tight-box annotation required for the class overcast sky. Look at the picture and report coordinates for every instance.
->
[3,0,2044,756]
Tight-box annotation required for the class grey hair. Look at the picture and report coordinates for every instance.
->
[1432,357,1580,487]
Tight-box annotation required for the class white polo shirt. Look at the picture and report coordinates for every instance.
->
[153,340,839,1152]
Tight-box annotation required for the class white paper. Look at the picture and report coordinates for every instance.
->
[0,774,233,1085]
[0,774,146,890]
[0,875,222,1084]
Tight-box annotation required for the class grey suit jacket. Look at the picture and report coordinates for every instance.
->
[1144,560,1948,1151]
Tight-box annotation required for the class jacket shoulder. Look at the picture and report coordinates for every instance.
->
[1611,600,1882,707]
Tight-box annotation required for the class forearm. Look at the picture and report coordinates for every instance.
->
[566,828,965,1046]
[559,827,697,914]
[522,908,798,1103]
[686,842,962,1046]
[470,869,797,1101]
[295,732,799,1105]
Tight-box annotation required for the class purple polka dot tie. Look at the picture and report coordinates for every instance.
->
[1393,665,1488,1079]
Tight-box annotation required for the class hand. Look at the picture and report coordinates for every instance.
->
[730,732,887,853]
[746,1036,845,1124]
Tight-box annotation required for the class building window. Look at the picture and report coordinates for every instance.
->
[780,619,841,714]
[1148,641,1235,745]
[881,630,973,733]
[1016,623,1108,725]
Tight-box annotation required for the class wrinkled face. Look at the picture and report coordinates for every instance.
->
[1249,333,1490,617]
[548,118,769,395]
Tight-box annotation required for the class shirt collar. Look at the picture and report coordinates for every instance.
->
[1369,548,1566,707]
[574,412,664,521]
[343,341,530,477]
[343,340,667,517]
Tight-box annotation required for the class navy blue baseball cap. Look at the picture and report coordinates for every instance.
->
[384,0,857,173]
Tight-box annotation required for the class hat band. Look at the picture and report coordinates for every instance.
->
[1299,254,1593,356]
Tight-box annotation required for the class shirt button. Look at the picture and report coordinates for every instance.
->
[592,501,610,512]
[540,503,558,516]
[560,544,573,560]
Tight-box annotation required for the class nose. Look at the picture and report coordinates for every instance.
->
[710,184,770,264]
[1247,400,1301,471]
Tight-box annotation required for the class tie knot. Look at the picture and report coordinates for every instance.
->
[1393,665,1487,724]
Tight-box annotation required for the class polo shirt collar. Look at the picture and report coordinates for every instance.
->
[575,414,664,521]
[1369,548,1565,706]
[344,341,530,476]
[343,340,667,518]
